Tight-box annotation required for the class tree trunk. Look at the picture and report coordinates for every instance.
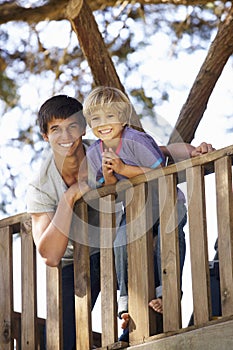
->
[70,0,144,131]
[168,3,233,144]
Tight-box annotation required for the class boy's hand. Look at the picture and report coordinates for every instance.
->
[191,142,215,157]
[102,148,125,174]
[66,181,90,205]
[102,148,118,185]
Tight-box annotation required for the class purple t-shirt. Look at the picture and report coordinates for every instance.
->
[87,126,165,186]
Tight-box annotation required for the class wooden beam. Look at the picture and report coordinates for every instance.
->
[215,156,233,316]
[159,174,181,331]
[0,225,13,349]
[100,195,118,346]
[186,166,211,325]
[21,219,38,349]
[124,318,233,350]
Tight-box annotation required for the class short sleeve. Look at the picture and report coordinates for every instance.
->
[26,184,56,213]
[125,131,164,169]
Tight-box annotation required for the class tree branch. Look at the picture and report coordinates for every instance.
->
[70,0,144,131]
[0,0,219,25]
[168,3,233,144]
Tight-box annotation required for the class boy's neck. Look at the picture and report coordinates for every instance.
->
[102,138,120,151]
[54,144,87,185]
[101,128,125,151]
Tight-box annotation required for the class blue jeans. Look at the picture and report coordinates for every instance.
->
[61,253,100,350]
[114,200,187,317]
[114,215,128,316]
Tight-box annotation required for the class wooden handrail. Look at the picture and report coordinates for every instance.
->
[0,144,232,349]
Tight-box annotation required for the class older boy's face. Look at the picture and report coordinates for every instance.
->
[43,115,85,156]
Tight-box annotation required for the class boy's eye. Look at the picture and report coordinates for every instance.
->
[91,117,99,122]
[50,126,59,133]
[69,124,77,129]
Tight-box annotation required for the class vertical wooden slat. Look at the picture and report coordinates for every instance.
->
[126,183,155,344]
[158,174,181,332]
[215,156,233,316]
[21,219,37,349]
[0,226,13,349]
[100,195,118,346]
[186,166,211,325]
[147,181,160,336]
[46,265,62,349]
[73,201,92,350]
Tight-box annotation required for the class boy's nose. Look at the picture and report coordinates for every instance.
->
[99,117,108,126]
[61,127,72,139]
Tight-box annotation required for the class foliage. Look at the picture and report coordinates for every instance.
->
[0,1,231,217]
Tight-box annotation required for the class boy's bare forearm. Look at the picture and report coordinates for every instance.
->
[160,142,215,162]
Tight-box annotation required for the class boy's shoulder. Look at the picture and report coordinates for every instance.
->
[85,138,101,153]
[28,150,58,191]
[123,126,142,137]
[124,126,153,141]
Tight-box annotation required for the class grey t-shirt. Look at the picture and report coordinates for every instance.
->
[26,142,105,267]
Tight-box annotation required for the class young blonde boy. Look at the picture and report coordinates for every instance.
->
[83,86,214,341]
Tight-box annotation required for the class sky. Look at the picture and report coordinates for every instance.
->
[2,11,233,338]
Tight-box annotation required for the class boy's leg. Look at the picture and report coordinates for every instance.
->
[90,252,101,309]
[62,264,76,350]
[113,215,128,318]
[114,215,130,342]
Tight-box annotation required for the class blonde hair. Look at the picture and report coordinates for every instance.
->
[83,86,132,126]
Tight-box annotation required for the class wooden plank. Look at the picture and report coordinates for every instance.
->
[0,225,13,349]
[100,195,118,346]
[186,166,211,325]
[215,156,233,316]
[126,319,233,350]
[12,311,46,348]
[81,145,233,204]
[158,174,181,332]
[21,218,37,349]
[46,265,62,349]
[0,213,30,230]
[73,201,92,350]
[126,183,155,344]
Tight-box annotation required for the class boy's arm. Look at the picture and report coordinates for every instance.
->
[102,162,118,185]
[102,147,162,179]
[31,182,90,267]
[160,142,215,162]
[111,162,159,178]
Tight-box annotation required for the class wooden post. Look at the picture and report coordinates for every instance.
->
[186,166,211,325]
[159,174,181,332]
[215,156,233,316]
[0,225,13,349]
[100,194,118,346]
[21,219,37,349]
[126,183,155,344]
[46,265,63,349]
[73,201,92,350]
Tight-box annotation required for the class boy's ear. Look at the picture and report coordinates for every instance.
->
[42,133,49,142]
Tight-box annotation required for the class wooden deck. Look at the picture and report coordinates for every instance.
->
[0,144,233,349]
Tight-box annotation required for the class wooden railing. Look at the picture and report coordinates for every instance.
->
[0,144,233,350]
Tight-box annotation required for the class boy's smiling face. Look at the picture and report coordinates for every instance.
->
[43,115,85,157]
[90,106,125,144]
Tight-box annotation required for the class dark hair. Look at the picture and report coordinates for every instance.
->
[38,95,86,134]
